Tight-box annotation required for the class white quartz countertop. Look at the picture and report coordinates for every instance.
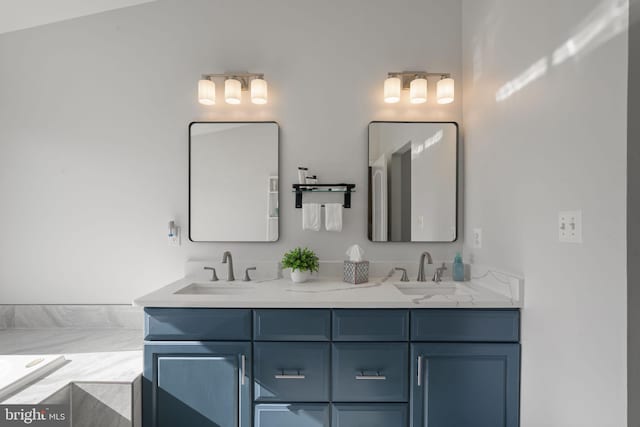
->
[134,269,523,309]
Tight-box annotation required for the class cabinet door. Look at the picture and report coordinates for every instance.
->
[143,342,251,427]
[411,343,519,427]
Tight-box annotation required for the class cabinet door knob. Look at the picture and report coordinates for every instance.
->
[417,355,423,387]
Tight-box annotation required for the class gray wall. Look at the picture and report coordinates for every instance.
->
[629,0,640,424]
[0,0,463,303]
[462,0,628,425]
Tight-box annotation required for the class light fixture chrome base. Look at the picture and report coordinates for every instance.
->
[387,71,451,89]
[201,72,265,90]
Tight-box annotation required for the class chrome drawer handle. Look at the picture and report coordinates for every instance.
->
[417,355,423,387]
[241,354,246,385]
[355,370,386,380]
[275,369,305,380]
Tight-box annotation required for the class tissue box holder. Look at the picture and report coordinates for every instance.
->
[344,260,369,284]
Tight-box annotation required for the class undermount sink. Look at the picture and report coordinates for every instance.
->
[394,282,457,296]
[174,282,255,295]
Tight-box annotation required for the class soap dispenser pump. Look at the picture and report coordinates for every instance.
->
[452,253,465,282]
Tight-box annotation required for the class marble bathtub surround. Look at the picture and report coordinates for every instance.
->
[0,328,142,405]
[0,305,143,329]
[71,380,141,427]
[0,306,15,329]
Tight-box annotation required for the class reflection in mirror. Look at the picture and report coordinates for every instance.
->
[368,122,457,242]
[190,122,279,242]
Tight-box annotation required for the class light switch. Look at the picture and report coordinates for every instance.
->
[559,210,582,243]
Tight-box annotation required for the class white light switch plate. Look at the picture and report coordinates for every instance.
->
[472,228,482,248]
[559,210,582,243]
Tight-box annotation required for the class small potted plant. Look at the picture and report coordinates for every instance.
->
[281,247,319,283]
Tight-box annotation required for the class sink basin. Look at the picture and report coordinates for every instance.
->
[175,282,255,295]
[394,282,457,296]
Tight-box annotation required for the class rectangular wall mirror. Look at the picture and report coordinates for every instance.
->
[368,122,458,242]
[189,122,279,242]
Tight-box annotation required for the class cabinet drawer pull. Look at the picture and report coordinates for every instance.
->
[241,354,246,385]
[355,370,386,380]
[417,355,423,387]
[275,369,305,379]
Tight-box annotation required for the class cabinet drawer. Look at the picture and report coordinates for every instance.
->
[411,309,520,342]
[331,343,408,402]
[144,308,251,341]
[255,404,330,427]
[254,309,331,341]
[332,310,408,341]
[254,342,330,402]
[332,403,408,427]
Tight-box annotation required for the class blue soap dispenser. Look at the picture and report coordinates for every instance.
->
[453,253,465,282]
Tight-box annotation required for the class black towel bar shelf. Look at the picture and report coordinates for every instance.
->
[292,183,356,209]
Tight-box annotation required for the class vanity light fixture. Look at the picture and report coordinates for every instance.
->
[197,73,268,106]
[437,76,455,104]
[384,72,454,104]
[383,76,402,103]
[198,78,216,105]
[225,78,242,104]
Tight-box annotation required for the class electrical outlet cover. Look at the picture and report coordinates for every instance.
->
[472,228,482,249]
[168,230,181,247]
[559,210,582,243]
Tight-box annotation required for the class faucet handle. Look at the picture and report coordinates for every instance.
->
[243,267,257,282]
[204,266,218,282]
[433,263,448,282]
[395,268,409,282]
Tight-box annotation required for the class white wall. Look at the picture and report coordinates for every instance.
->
[462,0,628,425]
[0,0,463,303]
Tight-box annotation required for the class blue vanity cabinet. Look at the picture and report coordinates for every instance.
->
[410,309,521,427]
[332,403,408,427]
[143,341,251,427]
[143,308,521,427]
[143,308,252,427]
[254,342,331,402]
[332,342,408,402]
[410,343,520,427]
[255,404,330,427]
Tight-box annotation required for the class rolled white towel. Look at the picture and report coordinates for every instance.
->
[302,203,321,231]
[324,203,343,232]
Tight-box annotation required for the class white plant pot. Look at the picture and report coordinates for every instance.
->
[290,270,311,283]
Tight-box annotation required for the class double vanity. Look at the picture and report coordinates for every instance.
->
[135,261,522,427]
[135,120,522,426]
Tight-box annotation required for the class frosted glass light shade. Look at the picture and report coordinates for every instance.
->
[198,79,215,105]
[409,78,427,104]
[384,77,401,103]
[225,78,242,104]
[437,77,455,104]
[251,78,268,104]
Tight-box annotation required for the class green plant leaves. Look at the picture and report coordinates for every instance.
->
[281,247,319,272]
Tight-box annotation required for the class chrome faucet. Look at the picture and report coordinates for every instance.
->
[417,252,433,282]
[221,251,235,281]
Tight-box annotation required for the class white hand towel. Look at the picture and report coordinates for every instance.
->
[324,203,343,232]
[302,203,321,231]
